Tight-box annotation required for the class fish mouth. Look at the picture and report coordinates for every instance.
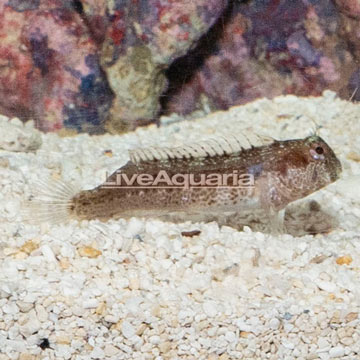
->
[331,158,342,182]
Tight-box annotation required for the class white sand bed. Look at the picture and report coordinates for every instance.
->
[0,91,360,359]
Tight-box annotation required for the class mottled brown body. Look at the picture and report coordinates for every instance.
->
[70,135,342,229]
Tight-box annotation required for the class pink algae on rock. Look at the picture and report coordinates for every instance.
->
[0,0,228,133]
[163,0,360,115]
[1,0,360,133]
[0,0,112,133]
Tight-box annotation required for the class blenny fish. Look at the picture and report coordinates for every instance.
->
[28,132,342,233]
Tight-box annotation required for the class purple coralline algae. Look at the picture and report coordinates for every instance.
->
[0,0,112,133]
[163,0,360,115]
[94,0,228,132]
[0,0,359,132]
[0,0,227,133]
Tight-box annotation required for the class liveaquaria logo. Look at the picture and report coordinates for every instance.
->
[101,170,255,190]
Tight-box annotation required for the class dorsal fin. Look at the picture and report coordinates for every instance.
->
[129,132,274,164]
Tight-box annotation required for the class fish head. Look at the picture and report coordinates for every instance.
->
[270,135,342,207]
[303,135,342,186]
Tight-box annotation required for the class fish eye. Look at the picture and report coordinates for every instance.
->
[310,145,325,161]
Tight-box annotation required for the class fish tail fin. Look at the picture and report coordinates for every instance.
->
[22,178,80,225]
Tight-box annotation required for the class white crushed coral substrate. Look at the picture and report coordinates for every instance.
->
[0,91,360,360]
